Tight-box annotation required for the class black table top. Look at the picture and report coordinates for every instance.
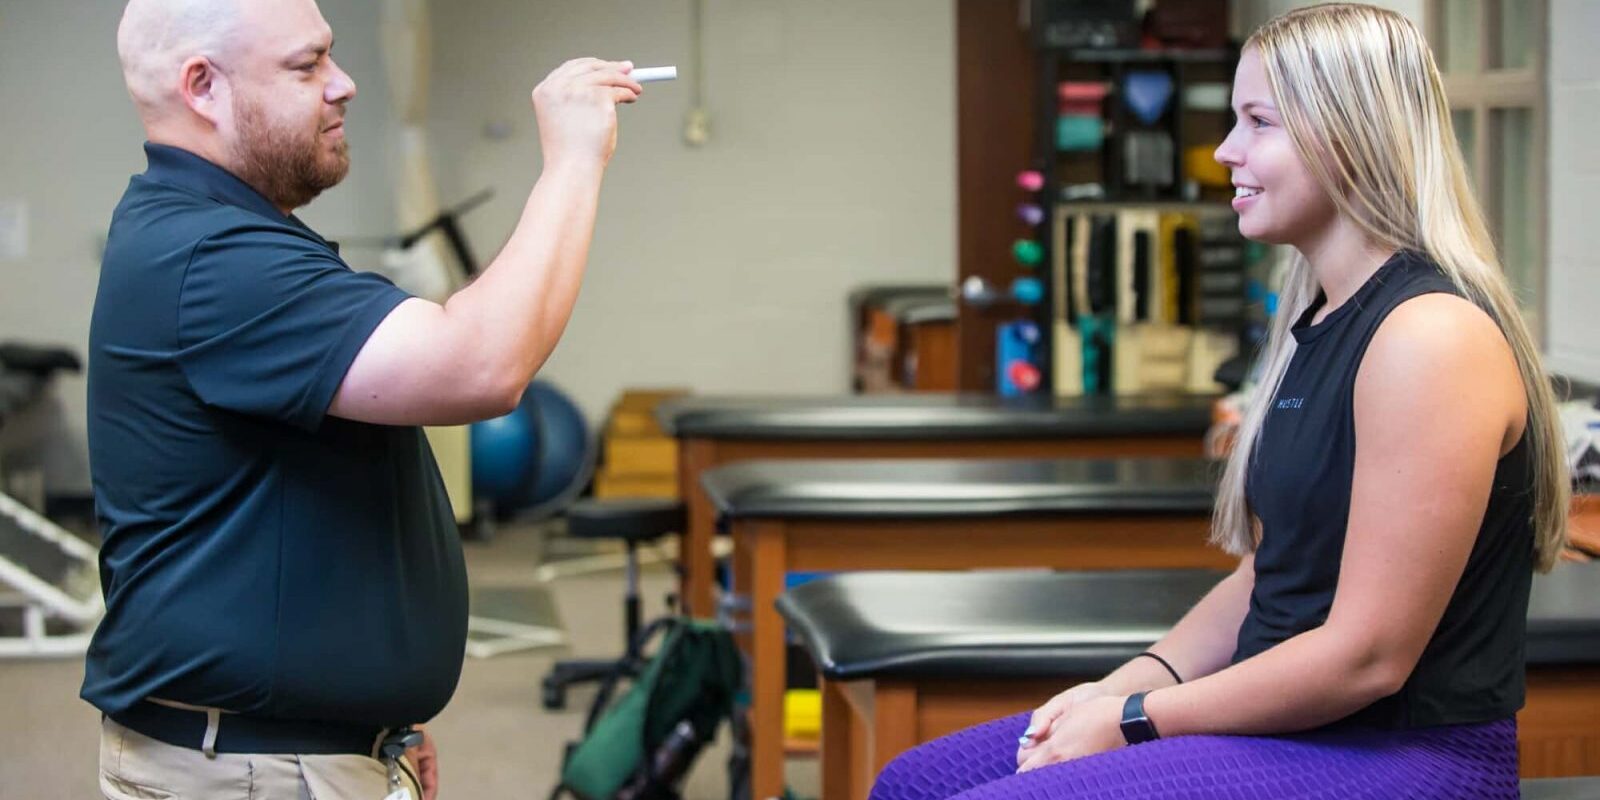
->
[702,457,1218,520]
[657,393,1217,441]
[847,285,949,314]
[880,294,956,325]
[777,563,1600,681]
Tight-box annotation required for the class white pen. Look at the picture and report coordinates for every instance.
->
[631,66,677,83]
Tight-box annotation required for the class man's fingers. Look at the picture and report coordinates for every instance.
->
[542,58,612,91]
[419,752,438,800]
[559,57,605,73]
[581,66,643,91]
[604,76,646,95]
[561,58,628,77]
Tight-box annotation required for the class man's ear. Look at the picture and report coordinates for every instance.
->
[178,56,228,127]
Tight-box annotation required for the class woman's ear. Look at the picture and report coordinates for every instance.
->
[178,56,229,128]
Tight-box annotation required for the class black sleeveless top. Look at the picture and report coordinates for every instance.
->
[1234,250,1535,730]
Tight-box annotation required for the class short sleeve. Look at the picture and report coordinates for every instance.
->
[175,223,410,431]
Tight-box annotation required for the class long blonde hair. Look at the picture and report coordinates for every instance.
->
[1212,3,1570,571]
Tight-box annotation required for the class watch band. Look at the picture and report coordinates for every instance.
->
[1119,691,1161,745]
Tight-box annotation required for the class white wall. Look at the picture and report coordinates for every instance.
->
[1545,0,1600,383]
[1,0,956,492]
[0,1,140,493]
[0,0,395,493]
[424,0,957,421]
[1235,0,1423,33]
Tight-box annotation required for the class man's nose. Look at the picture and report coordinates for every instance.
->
[326,57,356,105]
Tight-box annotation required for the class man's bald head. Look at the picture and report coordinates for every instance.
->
[117,0,249,122]
[116,0,356,213]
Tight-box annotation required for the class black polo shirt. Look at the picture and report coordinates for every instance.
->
[82,143,468,727]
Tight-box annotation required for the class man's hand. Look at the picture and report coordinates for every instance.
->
[532,58,643,168]
[1015,695,1127,773]
[406,727,439,800]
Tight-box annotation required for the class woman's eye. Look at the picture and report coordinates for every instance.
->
[1251,115,1269,128]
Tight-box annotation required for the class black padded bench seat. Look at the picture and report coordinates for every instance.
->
[656,392,1216,441]
[776,564,1600,795]
[777,566,1600,680]
[701,457,1217,521]
[779,570,1225,681]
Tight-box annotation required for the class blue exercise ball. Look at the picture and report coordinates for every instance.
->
[470,380,596,520]
[469,404,538,503]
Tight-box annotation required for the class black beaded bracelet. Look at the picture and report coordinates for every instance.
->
[1135,651,1183,685]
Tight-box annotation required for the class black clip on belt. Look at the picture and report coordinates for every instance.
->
[379,726,424,796]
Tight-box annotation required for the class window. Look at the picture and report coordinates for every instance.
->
[1429,0,1548,339]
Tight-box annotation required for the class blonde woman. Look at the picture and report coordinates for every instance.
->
[871,5,1568,798]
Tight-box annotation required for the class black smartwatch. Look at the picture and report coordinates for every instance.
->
[1119,692,1161,745]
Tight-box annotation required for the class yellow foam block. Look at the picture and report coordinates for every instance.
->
[594,472,679,500]
[607,409,665,437]
[614,388,690,412]
[784,689,821,740]
[604,436,679,475]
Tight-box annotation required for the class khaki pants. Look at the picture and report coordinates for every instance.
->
[99,718,423,800]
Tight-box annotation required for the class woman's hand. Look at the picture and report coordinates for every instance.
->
[1016,695,1127,773]
[1017,681,1114,757]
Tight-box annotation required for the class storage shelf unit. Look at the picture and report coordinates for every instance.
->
[1023,41,1243,397]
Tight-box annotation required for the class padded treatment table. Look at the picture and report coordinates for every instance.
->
[0,343,79,426]
[657,392,1217,618]
[0,343,80,461]
[701,457,1232,800]
[777,565,1600,799]
[0,370,43,431]
[884,295,958,392]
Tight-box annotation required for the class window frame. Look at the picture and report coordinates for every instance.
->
[1427,0,1549,342]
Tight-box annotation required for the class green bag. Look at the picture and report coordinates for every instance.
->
[557,617,743,800]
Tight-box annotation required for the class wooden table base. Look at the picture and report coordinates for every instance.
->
[818,668,1600,799]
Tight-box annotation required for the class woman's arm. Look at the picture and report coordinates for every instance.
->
[1025,550,1256,743]
[1020,294,1525,770]
[1130,551,1257,689]
[1145,294,1525,736]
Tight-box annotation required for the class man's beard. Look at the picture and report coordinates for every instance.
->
[228,93,349,212]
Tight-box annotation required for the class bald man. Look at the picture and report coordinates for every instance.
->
[86,1,643,797]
